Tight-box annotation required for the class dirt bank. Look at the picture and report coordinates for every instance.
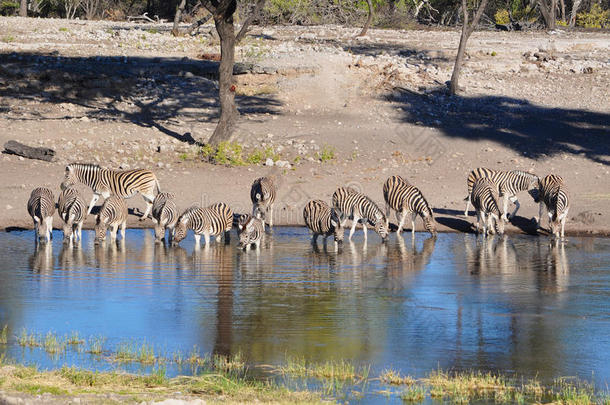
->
[1,17,608,237]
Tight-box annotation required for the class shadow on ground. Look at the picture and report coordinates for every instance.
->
[0,52,282,144]
[392,91,610,165]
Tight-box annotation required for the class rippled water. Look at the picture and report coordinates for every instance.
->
[0,228,609,390]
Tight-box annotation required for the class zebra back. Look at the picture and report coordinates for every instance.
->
[57,187,85,224]
[178,203,233,237]
[539,175,568,218]
[64,163,159,197]
[471,178,502,218]
[238,216,264,248]
[466,168,502,196]
[250,177,276,206]
[499,170,539,196]
[383,175,410,211]
[96,195,128,227]
[332,187,358,219]
[152,192,177,227]
[333,188,388,237]
[27,187,55,221]
[303,199,342,237]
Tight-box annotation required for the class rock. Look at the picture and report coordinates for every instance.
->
[275,160,291,169]
[6,204,13,210]
[265,158,274,166]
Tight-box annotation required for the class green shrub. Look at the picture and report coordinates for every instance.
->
[0,1,18,16]
[494,9,510,25]
[576,4,610,28]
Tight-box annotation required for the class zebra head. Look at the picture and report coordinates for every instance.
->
[61,164,78,190]
[62,214,75,243]
[493,215,505,235]
[330,209,344,244]
[238,217,259,249]
[423,214,437,236]
[94,215,108,244]
[172,217,189,245]
[373,212,389,241]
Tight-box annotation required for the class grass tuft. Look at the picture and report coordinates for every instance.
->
[317,145,336,162]
[0,325,7,344]
[380,368,416,385]
[400,385,426,402]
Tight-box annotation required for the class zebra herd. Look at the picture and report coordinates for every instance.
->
[25,163,571,249]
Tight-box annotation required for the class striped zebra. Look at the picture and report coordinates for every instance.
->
[151,192,178,243]
[238,215,265,250]
[57,186,86,243]
[303,199,344,245]
[172,202,234,247]
[383,176,436,235]
[94,195,128,244]
[250,177,276,228]
[464,168,539,221]
[27,187,55,243]
[332,187,389,242]
[61,163,160,220]
[470,178,505,235]
[535,174,569,238]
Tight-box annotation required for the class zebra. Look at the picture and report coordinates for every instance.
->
[57,186,86,243]
[383,176,436,235]
[534,174,569,238]
[250,177,276,228]
[464,168,539,221]
[303,199,344,245]
[61,163,160,221]
[27,187,55,243]
[151,192,178,243]
[332,187,389,242]
[94,195,128,244]
[172,202,234,247]
[470,178,505,235]
[238,215,265,250]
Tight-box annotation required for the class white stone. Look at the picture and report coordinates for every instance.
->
[265,158,274,166]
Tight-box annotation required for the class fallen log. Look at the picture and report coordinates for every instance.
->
[3,140,56,162]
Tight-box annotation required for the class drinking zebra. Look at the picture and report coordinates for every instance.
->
[27,187,55,243]
[151,192,178,243]
[464,168,538,221]
[250,177,276,228]
[470,178,505,235]
[237,215,265,250]
[57,186,86,243]
[172,202,234,247]
[94,195,128,244]
[61,163,160,220]
[332,187,389,242]
[534,174,569,238]
[303,199,344,245]
[383,176,436,235]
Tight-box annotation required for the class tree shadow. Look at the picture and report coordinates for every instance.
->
[0,52,282,145]
[392,91,610,165]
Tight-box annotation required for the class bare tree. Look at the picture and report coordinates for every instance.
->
[203,0,266,146]
[537,0,557,28]
[81,0,100,19]
[172,0,187,36]
[357,0,373,36]
[19,0,27,16]
[449,0,489,95]
[63,0,82,19]
[569,0,582,26]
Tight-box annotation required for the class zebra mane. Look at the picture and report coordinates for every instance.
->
[179,205,200,223]
[67,162,103,172]
[511,170,538,181]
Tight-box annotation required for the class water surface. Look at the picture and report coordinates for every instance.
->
[0,229,608,390]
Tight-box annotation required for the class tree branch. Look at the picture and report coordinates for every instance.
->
[235,0,266,43]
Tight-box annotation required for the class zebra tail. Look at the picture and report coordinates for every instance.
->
[155,178,161,194]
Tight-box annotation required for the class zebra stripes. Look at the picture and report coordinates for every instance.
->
[535,174,569,238]
[383,175,436,235]
[27,187,55,243]
[303,199,344,244]
[57,186,86,243]
[464,168,538,220]
[250,177,276,228]
[151,192,178,242]
[238,215,265,250]
[62,163,160,220]
[470,178,505,235]
[94,195,128,244]
[173,202,234,247]
[332,187,389,241]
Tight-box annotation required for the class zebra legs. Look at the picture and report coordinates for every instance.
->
[120,221,126,240]
[508,196,520,219]
[464,196,471,216]
[194,234,201,247]
[268,205,273,228]
[349,215,360,241]
[87,193,101,215]
[535,202,545,229]
[410,212,417,235]
[361,219,368,242]
[396,211,407,234]
[43,216,53,243]
[76,222,83,242]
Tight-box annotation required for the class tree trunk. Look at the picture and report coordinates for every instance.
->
[19,0,27,16]
[569,0,582,26]
[559,0,566,21]
[538,0,556,29]
[172,0,187,36]
[207,8,238,146]
[449,0,489,95]
[357,0,374,36]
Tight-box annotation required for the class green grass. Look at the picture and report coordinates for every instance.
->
[1,35,15,43]
[17,328,39,347]
[400,385,426,402]
[279,356,367,382]
[380,368,416,385]
[43,331,67,354]
[0,325,7,344]
[12,383,68,395]
[145,28,159,34]
[87,335,105,355]
[67,331,84,346]
[317,145,336,162]
[58,27,68,32]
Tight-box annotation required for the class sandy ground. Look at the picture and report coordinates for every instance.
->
[0,17,609,236]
